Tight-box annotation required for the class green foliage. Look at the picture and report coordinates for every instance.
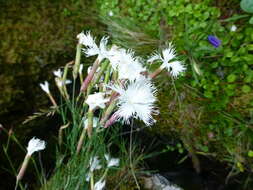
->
[97,0,253,178]
[41,127,142,190]
[248,150,253,157]
[249,16,253,24]
[166,143,185,154]
[240,0,253,13]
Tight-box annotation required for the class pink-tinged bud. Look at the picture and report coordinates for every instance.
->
[80,73,93,92]
[105,113,119,128]
[80,59,100,92]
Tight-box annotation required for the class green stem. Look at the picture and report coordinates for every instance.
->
[112,70,118,81]
[76,127,86,154]
[86,60,110,96]
[104,65,111,84]
[101,168,109,180]
[130,120,140,189]
[100,99,117,126]
[90,172,94,190]
[73,43,82,80]
[87,110,94,138]
[63,61,71,83]
[93,60,110,85]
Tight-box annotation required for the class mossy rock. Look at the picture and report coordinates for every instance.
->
[0,0,101,124]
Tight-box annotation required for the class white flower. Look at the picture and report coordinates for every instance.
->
[39,81,50,94]
[109,48,134,69]
[90,156,102,172]
[53,69,62,78]
[148,43,176,64]
[83,117,100,129]
[230,25,237,32]
[85,157,103,182]
[118,59,145,81]
[148,44,186,77]
[110,78,157,126]
[108,48,145,81]
[107,46,124,70]
[77,31,95,46]
[168,61,186,77]
[79,64,83,74]
[105,154,119,167]
[147,53,161,63]
[27,137,46,156]
[78,31,109,61]
[85,92,110,110]
[108,11,114,17]
[94,179,106,190]
[55,78,72,87]
[85,173,91,182]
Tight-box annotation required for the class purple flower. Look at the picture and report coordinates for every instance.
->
[208,35,221,48]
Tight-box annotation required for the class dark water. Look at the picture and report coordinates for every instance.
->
[133,129,252,190]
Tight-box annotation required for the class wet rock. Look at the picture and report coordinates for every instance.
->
[143,174,183,190]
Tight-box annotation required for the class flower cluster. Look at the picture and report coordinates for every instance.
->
[34,30,187,189]
[76,31,186,128]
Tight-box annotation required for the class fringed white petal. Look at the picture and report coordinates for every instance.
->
[147,53,160,63]
[53,69,62,78]
[90,156,102,172]
[27,137,46,156]
[94,179,105,190]
[39,81,50,94]
[104,154,120,167]
[85,93,110,110]
[112,78,157,126]
[164,61,186,78]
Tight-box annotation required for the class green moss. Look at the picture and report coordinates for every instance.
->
[97,0,253,175]
[0,0,100,122]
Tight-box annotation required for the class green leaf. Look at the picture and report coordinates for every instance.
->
[201,145,209,152]
[242,85,251,93]
[221,14,249,22]
[248,150,253,157]
[227,74,237,83]
[237,162,244,172]
[204,91,213,98]
[240,0,253,13]
[243,54,253,63]
[225,127,233,136]
[227,84,236,90]
[244,75,252,83]
[225,51,233,58]
[249,16,253,24]
[247,44,253,51]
